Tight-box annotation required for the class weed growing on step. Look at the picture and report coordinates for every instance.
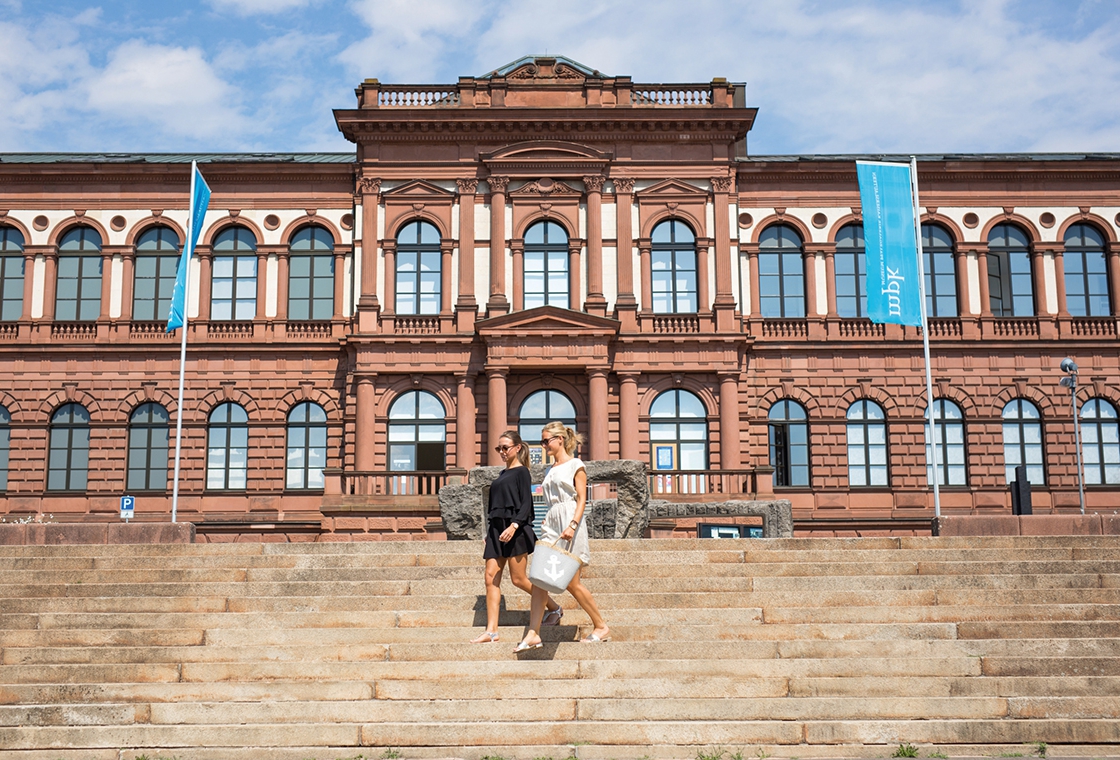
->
[380,750,402,760]
[893,743,919,758]
[928,751,948,759]
[754,749,772,760]
[999,753,1024,757]
[696,747,728,760]
[480,755,510,760]
[1028,742,1047,759]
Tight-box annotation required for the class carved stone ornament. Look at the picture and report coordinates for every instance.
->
[456,178,479,194]
[613,177,635,194]
[666,202,679,211]
[583,175,606,193]
[489,176,510,194]
[540,203,552,214]
[710,176,734,193]
[516,178,580,197]
[774,207,786,217]
[412,203,426,212]
[356,177,382,196]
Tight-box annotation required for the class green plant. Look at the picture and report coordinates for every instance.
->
[1028,742,1047,759]
[755,750,771,760]
[381,750,402,760]
[893,744,920,758]
[928,752,948,759]
[999,753,1023,758]
[696,748,727,760]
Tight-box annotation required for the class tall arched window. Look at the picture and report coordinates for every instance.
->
[921,224,957,318]
[651,219,698,313]
[0,405,9,491]
[388,391,445,471]
[128,403,169,491]
[207,403,248,490]
[211,226,257,321]
[1002,399,1044,485]
[769,400,809,487]
[133,227,180,322]
[758,224,805,318]
[395,221,440,315]
[987,224,1034,317]
[286,402,328,489]
[289,226,335,320]
[650,390,708,471]
[524,221,569,309]
[56,227,103,321]
[834,223,866,318]
[518,389,577,465]
[1064,224,1110,317]
[926,399,967,486]
[0,226,25,321]
[48,403,90,491]
[1081,398,1120,485]
[847,400,887,487]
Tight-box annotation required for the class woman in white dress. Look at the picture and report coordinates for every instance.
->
[514,422,610,652]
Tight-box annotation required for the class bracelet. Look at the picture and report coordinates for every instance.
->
[568,520,579,529]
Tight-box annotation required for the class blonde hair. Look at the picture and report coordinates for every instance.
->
[499,430,530,467]
[543,421,583,456]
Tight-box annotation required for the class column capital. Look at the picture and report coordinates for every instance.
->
[586,366,610,378]
[488,175,510,194]
[456,178,479,195]
[710,176,734,194]
[612,177,635,195]
[510,238,524,254]
[568,238,585,254]
[485,366,508,379]
[356,177,382,197]
[440,240,455,255]
[583,175,606,193]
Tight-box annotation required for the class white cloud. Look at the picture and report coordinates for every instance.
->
[207,0,315,15]
[85,40,252,140]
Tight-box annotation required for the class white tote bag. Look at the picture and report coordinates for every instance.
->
[528,539,584,595]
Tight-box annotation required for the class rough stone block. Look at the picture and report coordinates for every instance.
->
[934,516,1020,536]
[1103,515,1120,535]
[1019,514,1103,535]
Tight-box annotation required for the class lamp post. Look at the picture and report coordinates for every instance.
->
[1059,358,1086,515]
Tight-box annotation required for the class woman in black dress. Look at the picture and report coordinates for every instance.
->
[471,430,562,643]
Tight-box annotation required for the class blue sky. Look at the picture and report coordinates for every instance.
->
[1,0,1118,155]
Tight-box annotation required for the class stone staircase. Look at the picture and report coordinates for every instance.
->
[1,536,1120,759]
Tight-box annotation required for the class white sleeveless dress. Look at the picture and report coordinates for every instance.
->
[539,457,591,564]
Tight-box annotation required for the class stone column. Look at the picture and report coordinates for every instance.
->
[455,179,478,328]
[355,375,376,471]
[613,177,637,328]
[711,176,736,331]
[487,176,509,315]
[588,368,609,461]
[333,249,346,319]
[976,246,992,317]
[802,250,817,318]
[719,373,741,469]
[953,246,971,315]
[119,252,135,322]
[358,178,381,309]
[487,368,508,465]
[440,241,454,315]
[255,250,268,320]
[823,246,838,317]
[197,251,212,319]
[1054,249,1069,317]
[99,252,113,320]
[511,239,525,312]
[1029,245,1049,315]
[21,252,35,320]
[43,251,58,319]
[1109,242,1120,316]
[696,237,711,314]
[456,374,477,470]
[568,238,582,311]
[276,251,290,321]
[584,175,607,316]
[382,240,397,315]
[638,238,653,312]
[743,243,761,318]
[617,372,640,461]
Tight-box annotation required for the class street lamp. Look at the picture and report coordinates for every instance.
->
[1059,358,1086,515]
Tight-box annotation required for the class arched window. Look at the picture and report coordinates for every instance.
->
[1002,399,1044,485]
[57,227,103,321]
[127,403,169,491]
[211,226,257,321]
[1064,224,1110,317]
[1081,398,1120,485]
[921,224,957,318]
[286,402,328,489]
[395,221,439,316]
[518,389,577,465]
[651,219,697,313]
[650,389,708,471]
[758,224,805,318]
[834,223,866,318]
[769,400,809,487]
[0,226,26,321]
[0,405,9,491]
[48,403,90,491]
[524,221,569,309]
[926,399,966,486]
[388,391,445,471]
[987,224,1034,317]
[133,227,181,322]
[847,400,887,487]
[207,403,248,490]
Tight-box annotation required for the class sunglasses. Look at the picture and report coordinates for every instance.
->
[540,435,561,446]
[494,444,517,454]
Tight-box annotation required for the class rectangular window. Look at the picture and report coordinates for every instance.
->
[56,255,102,321]
[289,254,335,320]
[834,250,866,318]
[0,256,24,321]
[211,255,257,321]
[133,255,179,322]
[758,252,805,318]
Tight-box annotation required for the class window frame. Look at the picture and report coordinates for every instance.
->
[387,390,446,472]
[834,224,867,319]
[394,221,440,316]
[132,227,181,323]
[518,389,578,466]
[1064,224,1111,318]
[846,400,888,488]
[523,221,570,309]
[206,402,249,491]
[650,219,698,314]
[649,389,709,471]
[127,403,170,492]
[921,224,957,318]
[768,400,809,487]
[210,226,258,321]
[1002,399,1044,486]
[0,226,26,322]
[758,224,806,318]
[0,404,9,491]
[925,399,967,487]
[47,403,90,492]
[987,223,1034,317]
[286,401,328,490]
[56,227,103,322]
[1081,398,1120,486]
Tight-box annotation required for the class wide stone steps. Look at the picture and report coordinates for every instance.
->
[2,536,1120,759]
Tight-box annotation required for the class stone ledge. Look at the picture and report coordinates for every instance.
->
[936,514,1120,536]
[0,522,195,545]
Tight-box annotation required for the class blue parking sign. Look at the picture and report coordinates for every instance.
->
[120,495,135,520]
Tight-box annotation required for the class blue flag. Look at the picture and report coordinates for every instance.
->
[856,161,923,327]
[167,162,211,331]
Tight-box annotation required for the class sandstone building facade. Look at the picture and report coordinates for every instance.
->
[1,56,1118,539]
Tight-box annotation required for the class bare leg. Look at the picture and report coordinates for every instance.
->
[516,585,550,649]
[506,554,559,613]
[471,557,504,643]
[567,568,609,639]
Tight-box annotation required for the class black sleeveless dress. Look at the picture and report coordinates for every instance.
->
[483,466,537,559]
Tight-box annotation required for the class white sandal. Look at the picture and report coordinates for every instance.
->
[542,607,564,626]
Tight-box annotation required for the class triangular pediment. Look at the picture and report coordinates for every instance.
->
[477,305,620,336]
[635,179,709,198]
[482,140,612,164]
[483,56,606,81]
[381,179,456,200]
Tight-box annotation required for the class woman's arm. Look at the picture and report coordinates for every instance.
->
[510,467,534,527]
[560,466,587,541]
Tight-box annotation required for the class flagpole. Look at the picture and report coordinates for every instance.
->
[170,162,197,524]
[910,156,941,518]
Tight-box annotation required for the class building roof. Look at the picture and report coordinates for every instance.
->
[0,153,355,164]
[481,55,607,79]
